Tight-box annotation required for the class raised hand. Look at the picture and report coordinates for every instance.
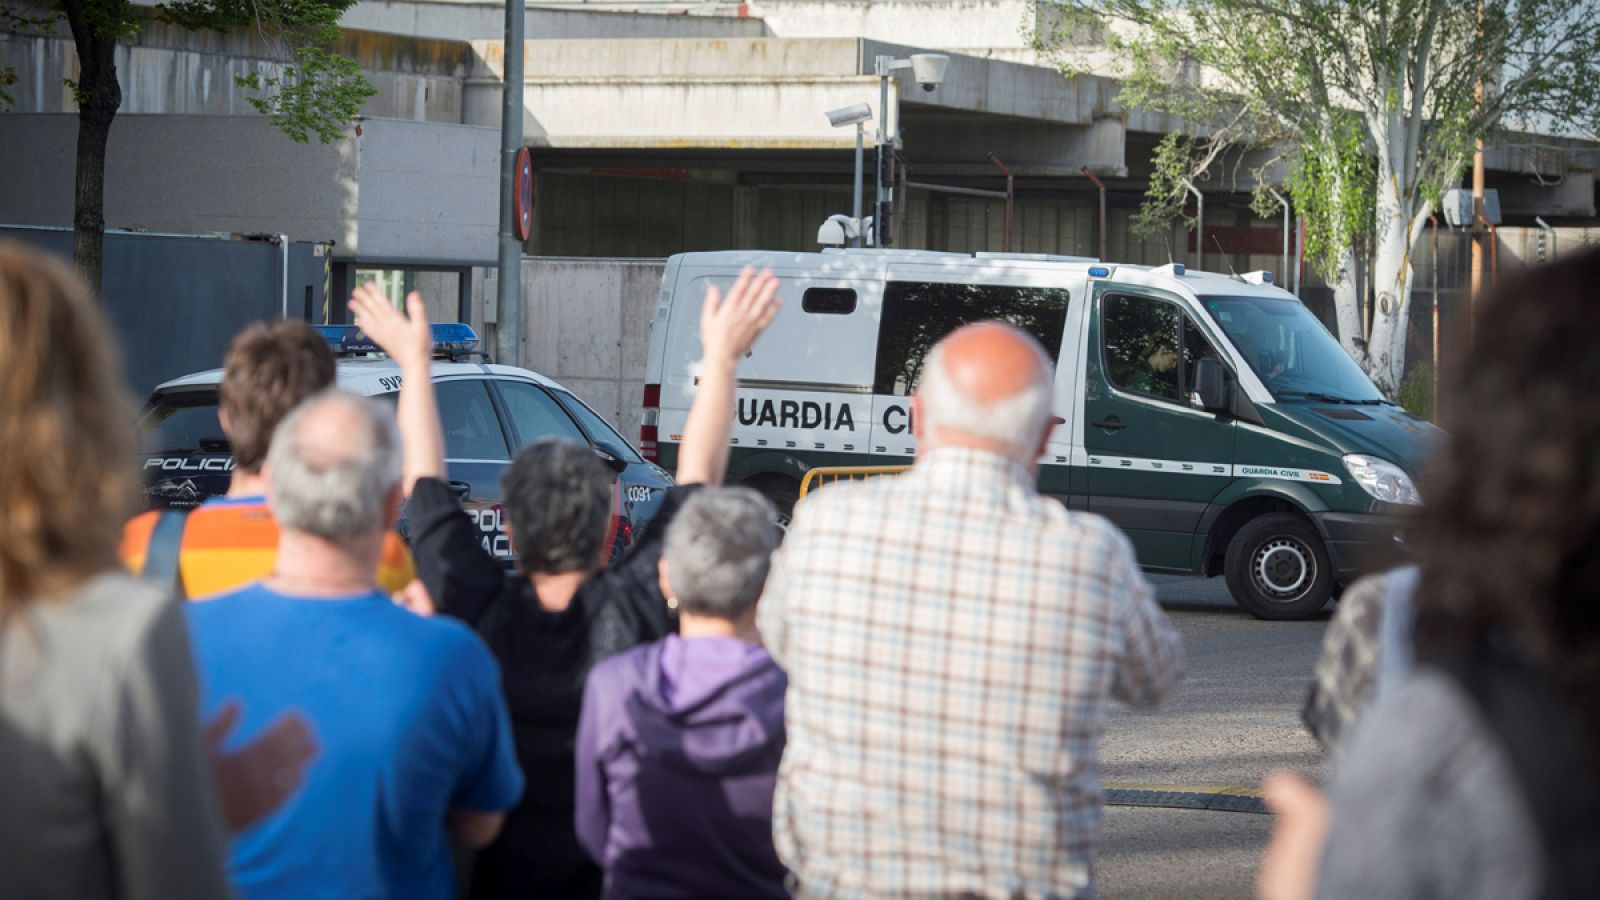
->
[676,268,781,487]
[207,702,320,833]
[700,268,781,368]
[351,285,433,371]
[350,284,446,490]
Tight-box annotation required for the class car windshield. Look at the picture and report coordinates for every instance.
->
[143,389,229,453]
[1201,296,1386,403]
[557,391,644,463]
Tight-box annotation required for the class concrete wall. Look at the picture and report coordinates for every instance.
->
[353,118,501,262]
[343,1,767,40]
[1,11,471,123]
[0,114,498,264]
[517,257,666,435]
[750,0,1040,59]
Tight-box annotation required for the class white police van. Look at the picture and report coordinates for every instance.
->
[641,249,1439,619]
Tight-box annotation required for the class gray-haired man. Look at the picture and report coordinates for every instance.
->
[573,487,789,900]
[758,322,1185,897]
[184,390,524,898]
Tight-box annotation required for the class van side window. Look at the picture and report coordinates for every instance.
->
[1182,316,1223,393]
[873,282,1070,396]
[802,288,857,315]
[1103,294,1182,402]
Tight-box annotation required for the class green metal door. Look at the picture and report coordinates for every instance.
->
[1084,285,1236,571]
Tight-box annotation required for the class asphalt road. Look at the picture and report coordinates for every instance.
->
[1096,575,1332,899]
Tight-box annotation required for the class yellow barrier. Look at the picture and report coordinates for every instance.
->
[798,465,911,499]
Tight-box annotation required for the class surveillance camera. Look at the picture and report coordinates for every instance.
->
[817,214,861,246]
[909,53,950,91]
[825,103,873,128]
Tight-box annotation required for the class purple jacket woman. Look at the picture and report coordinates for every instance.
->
[575,634,789,899]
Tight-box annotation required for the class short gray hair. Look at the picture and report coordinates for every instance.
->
[664,487,780,619]
[267,390,401,542]
[918,336,1055,462]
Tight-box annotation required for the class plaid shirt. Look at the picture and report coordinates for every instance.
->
[759,448,1184,898]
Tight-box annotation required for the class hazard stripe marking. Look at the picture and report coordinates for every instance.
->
[1103,782,1268,815]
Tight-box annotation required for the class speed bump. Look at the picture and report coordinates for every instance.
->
[1103,782,1267,815]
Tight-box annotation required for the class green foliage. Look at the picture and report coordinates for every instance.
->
[1035,0,1600,285]
[37,0,371,141]
[83,0,142,42]
[1398,363,1434,421]
[156,0,372,142]
[234,25,377,144]
[1131,133,1197,241]
[1,6,60,110]
[1282,115,1375,281]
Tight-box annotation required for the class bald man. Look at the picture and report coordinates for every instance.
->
[183,391,524,898]
[758,322,1184,898]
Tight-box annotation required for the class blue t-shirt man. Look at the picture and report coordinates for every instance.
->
[188,584,524,899]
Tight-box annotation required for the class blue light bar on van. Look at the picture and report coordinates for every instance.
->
[1173,264,1186,276]
[1241,270,1275,285]
[1088,266,1110,277]
[313,323,480,356]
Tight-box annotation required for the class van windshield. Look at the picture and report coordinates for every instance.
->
[1202,296,1386,403]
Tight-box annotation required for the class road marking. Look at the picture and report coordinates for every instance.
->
[1104,782,1268,815]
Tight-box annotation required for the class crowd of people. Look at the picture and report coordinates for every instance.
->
[0,234,1595,899]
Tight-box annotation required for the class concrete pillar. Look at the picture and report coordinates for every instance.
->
[734,184,761,249]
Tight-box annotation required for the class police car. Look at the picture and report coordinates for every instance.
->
[141,323,673,562]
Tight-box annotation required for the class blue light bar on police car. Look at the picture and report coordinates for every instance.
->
[313,325,380,354]
[1088,266,1110,277]
[313,323,481,356]
[430,323,480,354]
[1241,270,1275,285]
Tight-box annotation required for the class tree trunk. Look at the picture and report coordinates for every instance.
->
[1329,244,1367,367]
[62,0,122,297]
[1366,167,1426,398]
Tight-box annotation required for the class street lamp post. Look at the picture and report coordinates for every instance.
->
[852,121,865,246]
[825,103,874,247]
[871,53,951,247]
[495,0,525,366]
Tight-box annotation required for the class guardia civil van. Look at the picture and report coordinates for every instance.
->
[641,249,1439,619]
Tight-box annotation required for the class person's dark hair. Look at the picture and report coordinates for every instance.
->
[500,439,613,575]
[1414,248,1600,686]
[218,320,337,474]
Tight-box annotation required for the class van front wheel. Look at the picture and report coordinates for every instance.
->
[1224,513,1334,620]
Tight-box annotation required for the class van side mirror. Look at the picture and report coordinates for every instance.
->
[593,443,631,475]
[1191,358,1229,413]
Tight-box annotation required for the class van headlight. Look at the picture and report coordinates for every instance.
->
[1342,454,1422,505]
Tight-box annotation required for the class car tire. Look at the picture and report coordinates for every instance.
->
[1224,512,1335,620]
[747,477,800,530]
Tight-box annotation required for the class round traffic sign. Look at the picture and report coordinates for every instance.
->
[514,147,534,241]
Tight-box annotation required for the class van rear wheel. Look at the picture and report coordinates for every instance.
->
[745,477,799,530]
[1224,513,1334,620]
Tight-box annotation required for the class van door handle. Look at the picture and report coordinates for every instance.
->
[1091,418,1127,432]
[447,480,473,501]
